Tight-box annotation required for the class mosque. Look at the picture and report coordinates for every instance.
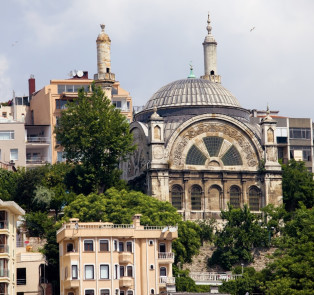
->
[122,14,282,220]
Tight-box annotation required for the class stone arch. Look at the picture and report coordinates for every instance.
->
[229,185,241,208]
[166,114,263,170]
[170,184,183,210]
[208,185,222,211]
[248,185,261,211]
[190,185,202,211]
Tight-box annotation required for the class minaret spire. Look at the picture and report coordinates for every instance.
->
[201,13,221,83]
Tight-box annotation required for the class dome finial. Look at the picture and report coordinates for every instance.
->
[100,24,105,32]
[206,12,212,35]
[188,62,196,79]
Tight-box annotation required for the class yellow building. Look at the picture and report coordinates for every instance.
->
[0,199,25,295]
[57,214,177,295]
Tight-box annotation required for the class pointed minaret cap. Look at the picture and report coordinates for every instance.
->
[97,24,111,43]
[204,13,217,44]
[261,105,274,122]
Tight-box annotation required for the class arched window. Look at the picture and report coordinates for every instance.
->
[171,185,183,210]
[160,267,167,277]
[209,185,221,211]
[230,186,240,208]
[191,186,202,210]
[249,187,261,211]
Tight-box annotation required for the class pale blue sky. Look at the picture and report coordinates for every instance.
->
[1,0,313,119]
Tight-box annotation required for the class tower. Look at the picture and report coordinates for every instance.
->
[94,24,115,97]
[201,13,221,83]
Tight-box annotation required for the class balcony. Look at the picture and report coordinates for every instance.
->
[158,252,174,261]
[26,156,48,165]
[159,276,175,285]
[119,277,133,288]
[0,269,9,278]
[64,278,80,289]
[119,252,132,264]
[0,245,9,254]
[27,136,50,144]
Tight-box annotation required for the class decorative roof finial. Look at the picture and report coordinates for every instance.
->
[206,12,212,35]
[100,24,105,32]
[188,62,196,79]
[266,104,270,115]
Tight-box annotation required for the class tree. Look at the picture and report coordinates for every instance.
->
[55,84,135,193]
[209,204,269,270]
[62,188,202,264]
[0,168,21,200]
[282,159,314,211]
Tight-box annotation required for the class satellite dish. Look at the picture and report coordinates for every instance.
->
[72,70,77,77]
[169,227,177,233]
[77,70,83,77]
[162,226,168,233]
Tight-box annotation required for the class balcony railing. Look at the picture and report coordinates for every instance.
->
[0,269,9,277]
[159,277,176,284]
[158,252,174,260]
[0,221,8,230]
[17,278,26,285]
[189,272,242,282]
[26,157,48,164]
[0,245,9,253]
[27,137,50,143]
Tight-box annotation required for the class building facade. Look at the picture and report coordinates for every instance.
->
[0,199,25,295]
[57,214,177,295]
[123,15,283,220]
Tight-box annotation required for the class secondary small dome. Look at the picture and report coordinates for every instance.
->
[144,78,241,111]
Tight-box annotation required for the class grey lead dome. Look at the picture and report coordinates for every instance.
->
[144,78,241,110]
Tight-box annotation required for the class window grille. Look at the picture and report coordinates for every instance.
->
[186,145,206,165]
[221,145,242,166]
[203,136,223,157]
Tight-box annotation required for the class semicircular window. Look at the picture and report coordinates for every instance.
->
[221,145,242,166]
[203,136,223,157]
[186,145,207,165]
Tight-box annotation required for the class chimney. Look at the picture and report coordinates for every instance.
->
[28,75,36,99]
[132,214,142,228]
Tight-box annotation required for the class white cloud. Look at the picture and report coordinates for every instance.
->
[0,55,12,102]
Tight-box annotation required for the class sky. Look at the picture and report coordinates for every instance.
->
[1,0,314,119]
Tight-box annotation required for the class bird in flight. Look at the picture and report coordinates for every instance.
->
[250,27,255,32]
[12,41,19,46]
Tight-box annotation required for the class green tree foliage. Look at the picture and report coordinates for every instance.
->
[25,211,54,238]
[0,168,21,200]
[209,205,268,270]
[55,84,135,193]
[282,159,314,211]
[174,268,211,292]
[62,188,202,264]
[196,218,215,245]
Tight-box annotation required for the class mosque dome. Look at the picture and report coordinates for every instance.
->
[143,78,241,111]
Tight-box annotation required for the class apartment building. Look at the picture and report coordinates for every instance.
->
[57,214,177,295]
[0,199,25,295]
[251,110,314,172]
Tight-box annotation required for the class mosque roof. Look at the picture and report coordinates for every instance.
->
[143,78,241,111]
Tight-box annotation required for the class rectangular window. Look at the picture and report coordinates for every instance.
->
[10,149,18,161]
[119,266,124,277]
[120,291,125,295]
[127,101,130,110]
[56,99,68,109]
[127,291,133,295]
[85,290,95,295]
[84,240,94,251]
[57,151,66,163]
[289,128,311,139]
[290,146,312,162]
[2,112,7,118]
[127,266,133,277]
[113,101,122,109]
[72,265,78,279]
[100,264,109,279]
[85,265,94,280]
[17,268,26,285]
[114,264,119,279]
[119,241,124,252]
[65,266,68,279]
[100,240,109,251]
[126,241,132,252]
[100,290,110,295]
[113,240,118,251]
[0,131,14,140]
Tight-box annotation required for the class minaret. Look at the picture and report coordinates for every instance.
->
[94,24,115,97]
[201,13,221,83]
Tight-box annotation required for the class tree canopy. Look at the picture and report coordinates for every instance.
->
[55,84,135,193]
[209,204,269,270]
[282,159,314,211]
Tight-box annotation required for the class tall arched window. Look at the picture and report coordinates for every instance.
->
[249,187,261,211]
[191,186,202,210]
[230,186,240,208]
[171,185,183,210]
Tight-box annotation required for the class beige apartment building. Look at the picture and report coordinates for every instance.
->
[0,199,25,295]
[57,214,177,295]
